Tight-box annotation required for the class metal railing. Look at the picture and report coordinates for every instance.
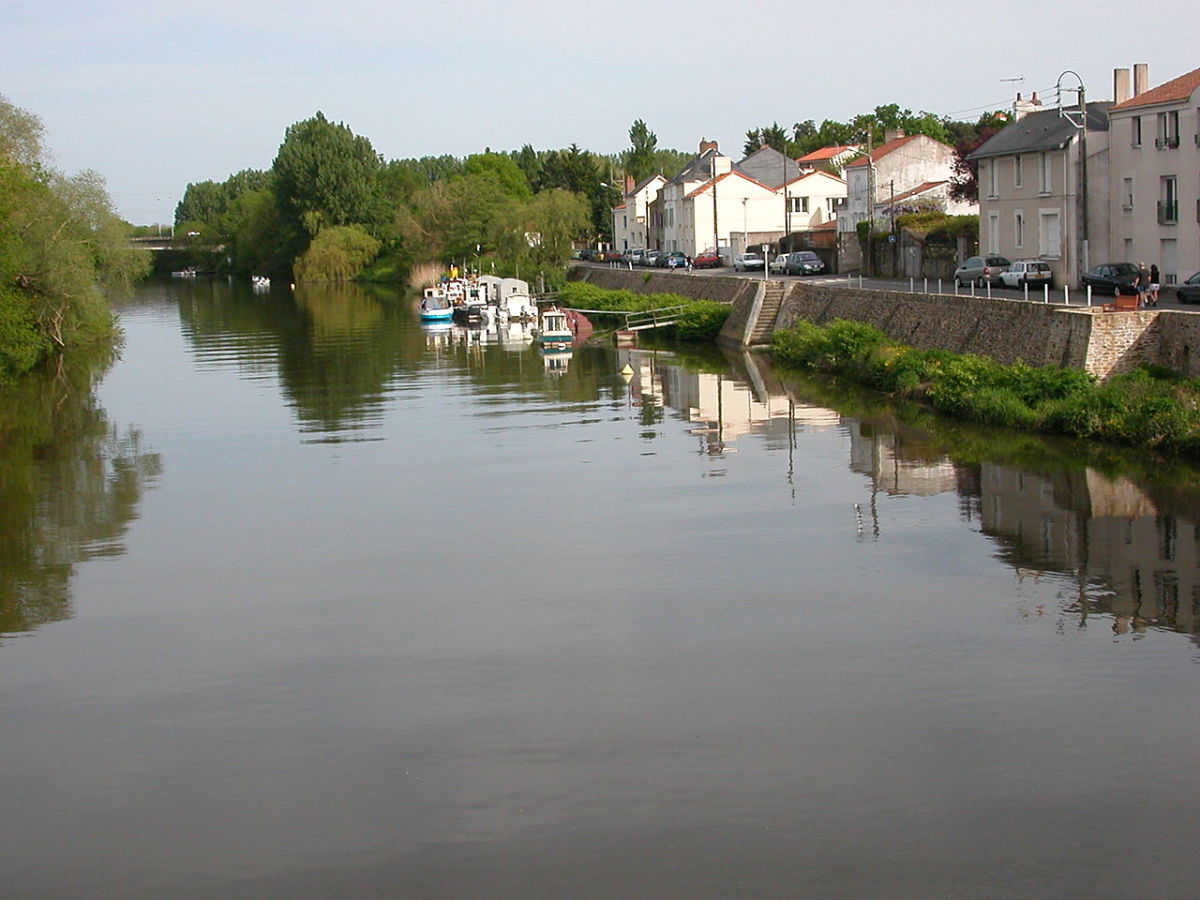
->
[1157,201,1178,225]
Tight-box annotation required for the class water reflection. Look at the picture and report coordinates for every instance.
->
[618,345,1200,640]
[0,350,161,638]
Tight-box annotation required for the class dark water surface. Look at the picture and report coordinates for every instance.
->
[2,279,1198,898]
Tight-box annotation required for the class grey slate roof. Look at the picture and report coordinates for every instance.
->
[734,145,802,189]
[667,148,723,186]
[969,103,1111,160]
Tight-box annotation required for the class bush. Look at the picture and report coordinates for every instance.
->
[673,302,730,341]
[768,318,1200,457]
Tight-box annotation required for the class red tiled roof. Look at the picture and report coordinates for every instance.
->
[1110,66,1200,111]
[796,144,856,162]
[844,134,919,168]
[879,180,946,204]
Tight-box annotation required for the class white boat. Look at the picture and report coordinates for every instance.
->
[418,288,454,322]
[534,306,574,352]
[251,275,271,290]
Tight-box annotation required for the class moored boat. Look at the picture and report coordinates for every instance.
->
[534,306,574,352]
[418,289,454,321]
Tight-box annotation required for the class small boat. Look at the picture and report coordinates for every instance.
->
[418,290,454,322]
[171,266,197,278]
[534,306,574,352]
[251,275,271,290]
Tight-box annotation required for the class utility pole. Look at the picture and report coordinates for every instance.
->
[1057,71,1088,281]
[711,151,720,263]
[890,179,897,276]
[865,131,874,277]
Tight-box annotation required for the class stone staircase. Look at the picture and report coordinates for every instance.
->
[747,281,786,345]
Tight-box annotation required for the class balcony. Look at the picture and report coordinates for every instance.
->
[1154,136,1180,150]
[1157,201,1178,225]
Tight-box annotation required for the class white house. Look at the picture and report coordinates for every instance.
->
[1106,63,1200,289]
[838,132,969,269]
[611,174,666,253]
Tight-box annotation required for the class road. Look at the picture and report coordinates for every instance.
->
[578,263,1199,311]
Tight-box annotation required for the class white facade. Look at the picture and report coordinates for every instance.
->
[1107,65,1200,287]
[611,175,666,252]
[838,134,967,237]
[782,170,847,231]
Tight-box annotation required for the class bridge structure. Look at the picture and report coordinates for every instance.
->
[129,235,224,252]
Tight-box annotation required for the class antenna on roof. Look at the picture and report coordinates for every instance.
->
[999,76,1025,83]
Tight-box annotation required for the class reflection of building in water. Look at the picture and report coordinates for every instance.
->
[846,422,960,497]
[978,464,1200,635]
[619,349,839,455]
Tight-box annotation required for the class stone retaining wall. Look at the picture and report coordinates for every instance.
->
[567,265,1200,379]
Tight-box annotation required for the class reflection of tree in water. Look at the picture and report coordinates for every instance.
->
[0,351,161,638]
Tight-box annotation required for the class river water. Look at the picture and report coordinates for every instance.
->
[1,278,1198,898]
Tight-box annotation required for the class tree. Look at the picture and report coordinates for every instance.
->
[623,119,659,183]
[1,94,148,379]
[293,225,382,282]
[744,123,790,156]
[949,111,1008,203]
[461,152,531,199]
[271,112,384,245]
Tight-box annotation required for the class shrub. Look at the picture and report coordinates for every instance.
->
[673,302,730,341]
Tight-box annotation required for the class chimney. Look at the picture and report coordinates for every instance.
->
[624,174,635,193]
[699,138,718,154]
[1012,91,1043,121]
[1133,63,1149,96]
[1114,68,1131,104]
[883,128,906,143]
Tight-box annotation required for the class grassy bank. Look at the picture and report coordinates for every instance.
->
[559,282,730,341]
[770,319,1200,457]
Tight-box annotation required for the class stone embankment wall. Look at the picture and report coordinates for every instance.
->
[567,265,1200,379]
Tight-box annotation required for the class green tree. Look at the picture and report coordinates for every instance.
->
[623,119,659,183]
[461,152,531,199]
[271,112,385,249]
[1,94,149,380]
[293,225,382,282]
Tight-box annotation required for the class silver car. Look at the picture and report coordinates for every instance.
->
[954,255,1011,287]
[733,252,765,272]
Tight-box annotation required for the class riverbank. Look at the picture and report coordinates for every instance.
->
[568,264,1200,380]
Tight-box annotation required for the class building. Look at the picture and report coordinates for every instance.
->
[611,174,666,253]
[1107,63,1200,289]
[838,132,967,271]
[968,98,1111,289]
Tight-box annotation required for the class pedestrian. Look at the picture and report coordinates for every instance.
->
[686,255,693,272]
[1149,264,1160,306]
[1135,262,1150,308]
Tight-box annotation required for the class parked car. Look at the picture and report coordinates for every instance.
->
[643,250,663,267]
[1174,271,1200,304]
[578,248,598,261]
[784,251,825,276]
[663,251,689,269]
[1081,262,1139,296]
[998,259,1053,289]
[622,249,645,265]
[769,254,789,274]
[953,255,1011,287]
[600,250,624,262]
[733,252,764,272]
[693,251,722,269]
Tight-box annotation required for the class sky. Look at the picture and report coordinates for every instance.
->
[2,0,1194,225]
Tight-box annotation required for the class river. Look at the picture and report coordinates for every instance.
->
[1,277,1197,898]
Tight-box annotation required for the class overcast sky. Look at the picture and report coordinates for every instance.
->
[3,0,1194,224]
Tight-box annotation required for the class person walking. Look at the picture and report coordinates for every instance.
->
[1149,264,1160,306]
[1136,262,1151,308]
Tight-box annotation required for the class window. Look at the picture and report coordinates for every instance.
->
[1156,110,1180,149]
[1038,151,1051,194]
[1038,210,1061,258]
[987,212,999,253]
[1161,238,1177,285]
[1131,116,1142,147]
[1122,177,1134,210]
[987,160,997,198]
[1158,176,1178,224]
[1013,155,1022,188]
[826,197,838,215]
[1124,238,1134,260]
[1014,210,1024,248]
